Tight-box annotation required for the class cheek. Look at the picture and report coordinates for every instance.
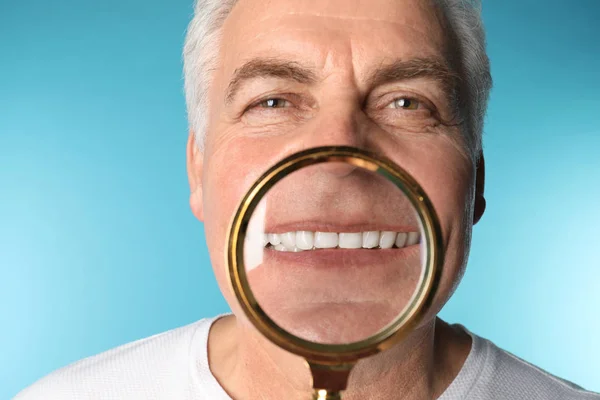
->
[388,139,473,244]
[417,145,474,315]
[423,163,473,240]
[202,142,255,303]
[426,161,473,282]
[385,138,474,318]
[201,133,294,308]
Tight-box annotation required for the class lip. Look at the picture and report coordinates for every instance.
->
[263,222,420,234]
[262,245,421,270]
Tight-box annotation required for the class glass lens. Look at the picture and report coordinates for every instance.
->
[242,161,427,345]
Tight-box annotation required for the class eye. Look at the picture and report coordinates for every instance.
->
[255,98,290,109]
[386,97,421,110]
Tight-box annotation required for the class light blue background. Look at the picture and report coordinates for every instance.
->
[1,0,599,398]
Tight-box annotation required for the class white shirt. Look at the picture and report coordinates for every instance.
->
[14,316,600,399]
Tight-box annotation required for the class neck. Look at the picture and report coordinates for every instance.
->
[208,315,471,400]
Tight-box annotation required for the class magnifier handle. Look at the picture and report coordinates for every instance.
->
[308,362,352,400]
[312,389,343,400]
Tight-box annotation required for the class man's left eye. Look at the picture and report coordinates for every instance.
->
[387,97,421,110]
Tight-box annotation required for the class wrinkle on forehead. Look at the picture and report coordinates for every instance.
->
[225,16,445,59]
[215,0,451,106]
[272,10,429,25]
[222,0,448,62]
[236,0,447,44]
[247,0,439,20]
[273,12,445,43]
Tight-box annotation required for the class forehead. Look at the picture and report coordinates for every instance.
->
[220,0,449,73]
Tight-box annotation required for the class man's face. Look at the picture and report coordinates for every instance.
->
[190,0,479,335]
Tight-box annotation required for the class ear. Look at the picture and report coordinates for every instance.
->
[186,131,204,221]
[473,152,486,225]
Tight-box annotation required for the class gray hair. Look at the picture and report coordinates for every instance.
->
[183,0,492,160]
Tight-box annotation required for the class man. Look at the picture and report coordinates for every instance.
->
[15,0,600,399]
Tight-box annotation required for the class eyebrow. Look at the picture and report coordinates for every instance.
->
[224,57,460,107]
[225,58,318,104]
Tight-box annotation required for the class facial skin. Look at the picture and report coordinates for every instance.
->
[187,0,485,398]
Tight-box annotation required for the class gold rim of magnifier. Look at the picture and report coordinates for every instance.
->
[226,146,443,364]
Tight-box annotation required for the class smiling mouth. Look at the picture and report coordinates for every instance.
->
[262,230,421,252]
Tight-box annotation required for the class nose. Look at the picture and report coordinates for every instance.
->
[302,105,371,178]
[316,161,359,179]
[306,104,367,147]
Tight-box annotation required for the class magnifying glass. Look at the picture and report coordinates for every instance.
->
[226,146,443,399]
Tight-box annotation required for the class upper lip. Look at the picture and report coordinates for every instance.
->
[263,221,419,234]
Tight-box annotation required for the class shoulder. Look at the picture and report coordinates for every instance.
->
[14,318,217,400]
[464,329,600,400]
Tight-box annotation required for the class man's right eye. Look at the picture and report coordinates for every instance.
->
[240,93,314,126]
[255,98,290,109]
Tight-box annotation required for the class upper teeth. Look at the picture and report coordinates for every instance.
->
[263,231,420,252]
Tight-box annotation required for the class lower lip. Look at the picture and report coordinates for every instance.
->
[262,246,419,270]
